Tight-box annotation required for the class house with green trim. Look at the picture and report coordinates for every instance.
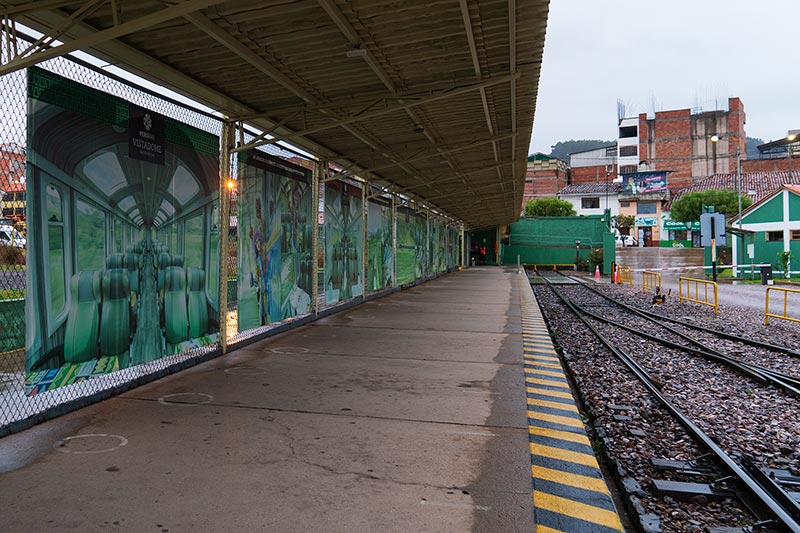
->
[730,184,800,277]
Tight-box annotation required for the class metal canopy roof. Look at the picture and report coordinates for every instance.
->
[3,0,549,228]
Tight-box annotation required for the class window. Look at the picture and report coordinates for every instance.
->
[793,230,800,240]
[620,165,637,174]
[767,231,784,242]
[638,202,657,214]
[619,145,638,157]
[619,125,638,138]
[581,197,600,209]
[619,201,630,207]
[46,184,66,319]
[75,197,106,271]
[184,213,204,269]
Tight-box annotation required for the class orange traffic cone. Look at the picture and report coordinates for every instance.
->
[594,264,600,280]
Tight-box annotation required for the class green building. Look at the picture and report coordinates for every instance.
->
[730,185,800,278]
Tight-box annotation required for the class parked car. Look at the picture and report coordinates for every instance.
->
[616,234,638,247]
[0,227,25,248]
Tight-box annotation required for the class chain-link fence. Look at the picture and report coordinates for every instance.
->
[0,30,462,435]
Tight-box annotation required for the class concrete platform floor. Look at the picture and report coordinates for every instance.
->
[0,267,534,532]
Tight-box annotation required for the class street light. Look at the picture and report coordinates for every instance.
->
[711,135,742,275]
[788,133,797,180]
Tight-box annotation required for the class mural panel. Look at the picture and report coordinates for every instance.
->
[367,198,393,291]
[25,67,220,395]
[324,181,363,303]
[237,150,313,331]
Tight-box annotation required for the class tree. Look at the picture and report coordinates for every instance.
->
[548,139,613,162]
[611,214,635,231]
[670,190,752,222]
[524,197,576,217]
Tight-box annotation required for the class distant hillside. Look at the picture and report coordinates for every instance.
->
[548,140,613,161]
[746,136,764,159]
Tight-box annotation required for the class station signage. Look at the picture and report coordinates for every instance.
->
[128,105,165,165]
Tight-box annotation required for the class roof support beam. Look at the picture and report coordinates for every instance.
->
[334,133,516,179]
[0,0,228,76]
[459,0,504,187]
[316,0,457,186]
[233,73,518,153]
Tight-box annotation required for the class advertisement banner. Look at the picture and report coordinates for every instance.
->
[367,198,393,291]
[634,216,658,227]
[237,150,313,331]
[324,181,363,304]
[25,67,220,395]
[621,171,668,195]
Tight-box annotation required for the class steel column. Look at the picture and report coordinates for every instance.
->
[362,182,368,300]
[312,160,323,317]
[392,193,397,287]
[217,120,233,354]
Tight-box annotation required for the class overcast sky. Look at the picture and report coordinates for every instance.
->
[529,0,800,155]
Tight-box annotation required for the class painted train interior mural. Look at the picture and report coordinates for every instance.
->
[25,67,220,394]
[22,67,462,396]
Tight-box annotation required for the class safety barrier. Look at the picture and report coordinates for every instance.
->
[642,270,662,292]
[678,277,718,313]
[618,266,633,287]
[765,287,800,325]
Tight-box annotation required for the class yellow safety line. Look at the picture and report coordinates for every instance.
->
[525,377,570,389]
[529,426,591,445]
[524,368,565,378]
[526,387,573,400]
[533,491,623,531]
[527,397,579,414]
[528,411,584,429]
[532,465,610,495]
[530,443,599,467]
[535,526,568,533]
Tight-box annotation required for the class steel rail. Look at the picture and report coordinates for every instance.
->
[572,276,800,357]
[536,273,800,531]
[552,282,800,398]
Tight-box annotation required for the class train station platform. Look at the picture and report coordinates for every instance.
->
[0,267,621,532]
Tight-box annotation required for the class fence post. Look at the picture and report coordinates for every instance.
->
[362,182,368,301]
[312,159,323,317]
[217,120,233,354]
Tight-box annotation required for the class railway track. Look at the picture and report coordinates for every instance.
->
[535,272,800,532]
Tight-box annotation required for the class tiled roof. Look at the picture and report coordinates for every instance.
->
[668,171,800,209]
[557,182,622,195]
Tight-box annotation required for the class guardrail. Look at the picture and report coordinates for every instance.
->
[765,287,800,325]
[618,266,633,287]
[642,270,662,292]
[679,277,718,313]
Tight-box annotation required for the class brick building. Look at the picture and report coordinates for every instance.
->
[618,97,746,192]
[521,153,570,211]
[0,143,26,227]
[569,144,617,185]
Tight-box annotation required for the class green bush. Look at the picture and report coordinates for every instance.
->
[588,248,604,271]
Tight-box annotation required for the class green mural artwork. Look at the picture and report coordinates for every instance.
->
[367,199,393,291]
[324,181,363,303]
[24,67,220,395]
[396,207,417,284]
[237,150,313,331]
[414,214,428,279]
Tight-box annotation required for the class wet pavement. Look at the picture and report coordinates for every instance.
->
[615,247,771,311]
[0,267,535,532]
